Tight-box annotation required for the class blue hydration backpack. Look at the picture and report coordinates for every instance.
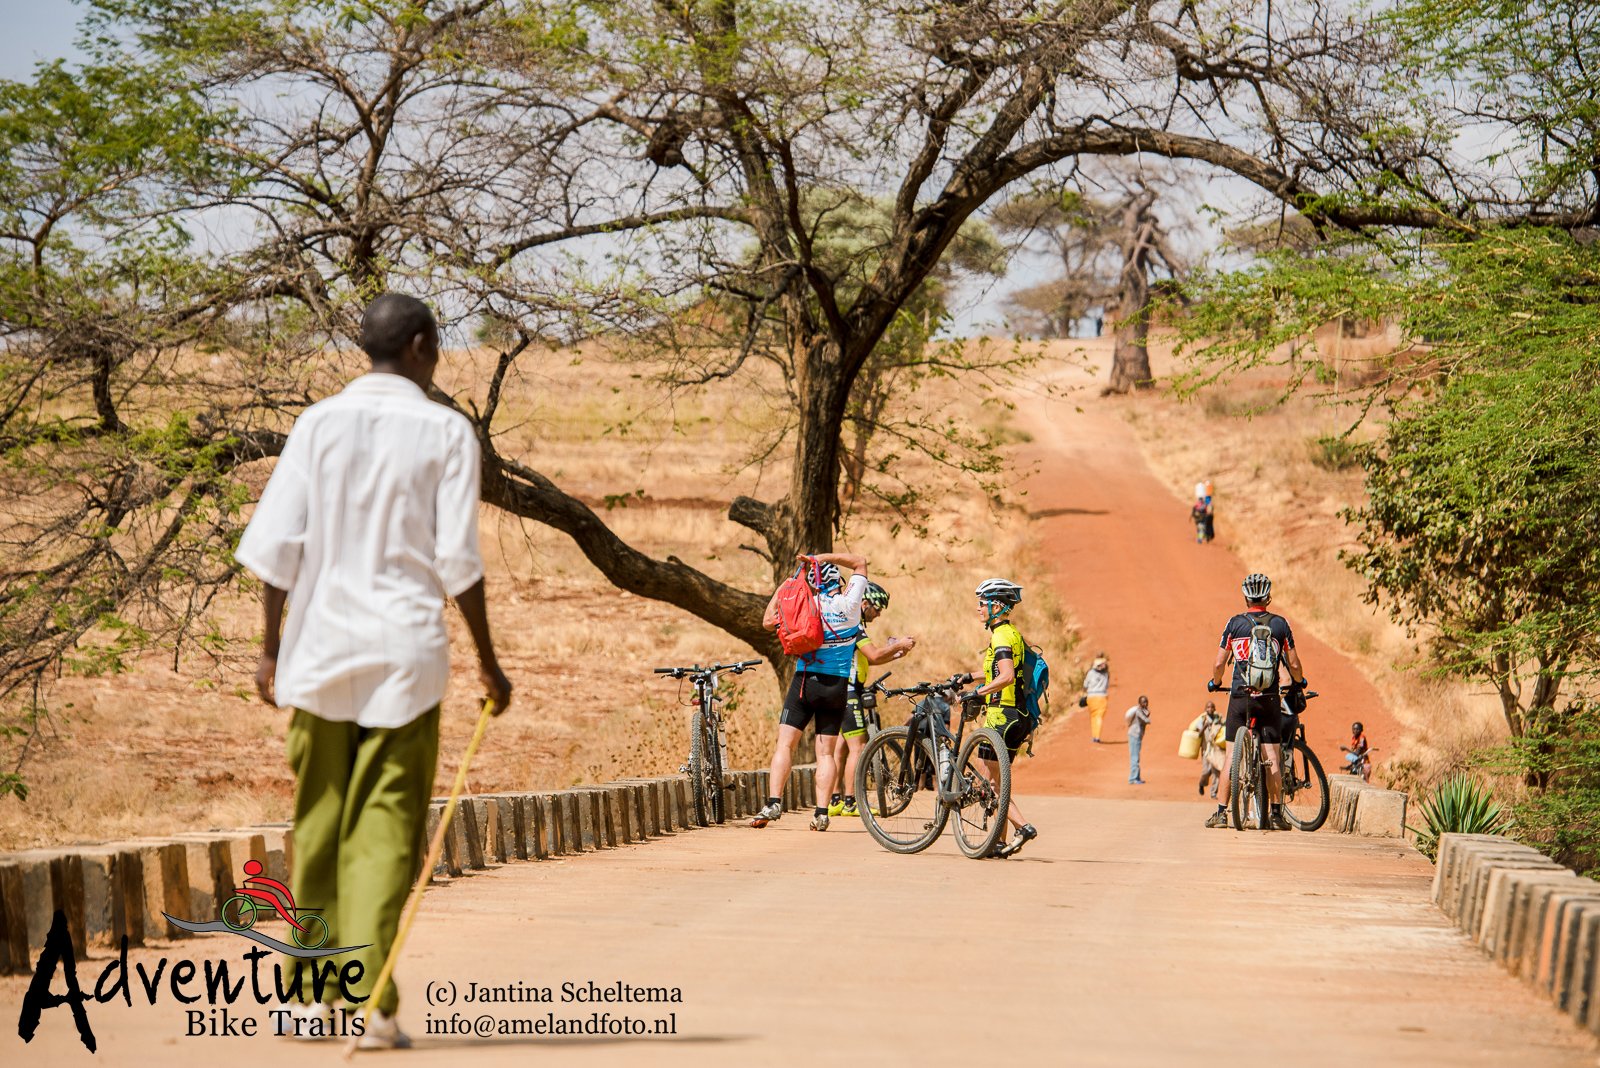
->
[1017,635,1050,754]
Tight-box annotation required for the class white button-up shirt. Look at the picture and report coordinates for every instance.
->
[235,373,484,728]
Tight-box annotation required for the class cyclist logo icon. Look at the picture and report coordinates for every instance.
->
[160,859,364,956]
[220,859,329,950]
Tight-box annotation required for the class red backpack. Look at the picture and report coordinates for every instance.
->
[773,563,825,656]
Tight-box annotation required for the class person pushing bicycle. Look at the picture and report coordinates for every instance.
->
[829,581,917,819]
[963,578,1038,858]
[1207,572,1307,830]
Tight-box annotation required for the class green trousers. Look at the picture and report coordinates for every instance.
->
[286,706,439,1014]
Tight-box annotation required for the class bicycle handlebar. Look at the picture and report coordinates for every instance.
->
[1204,682,1321,701]
[884,672,975,698]
[652,658,765,679]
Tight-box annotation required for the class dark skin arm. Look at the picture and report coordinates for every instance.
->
[254,578,513,715]
[255,584,289,706]
[453,579,513,714]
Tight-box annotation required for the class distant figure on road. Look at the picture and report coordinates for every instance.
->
[1125,695,1150,785]
[1190,702,1225,798]
[1192,478,1215,543]
[1083,653,1110,742]
[1341,721,1372,782]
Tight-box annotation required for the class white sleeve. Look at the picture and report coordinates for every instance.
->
[843,573,868,611]
[433,420,485,598]
[235,425,312,590]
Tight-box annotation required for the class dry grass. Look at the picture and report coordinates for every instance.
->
[0,343,1069,850]
[1114,329,1507,789]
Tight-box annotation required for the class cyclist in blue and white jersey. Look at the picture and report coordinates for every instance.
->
[754,552,869,831]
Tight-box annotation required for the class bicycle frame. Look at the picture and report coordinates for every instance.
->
[881,674,977,803]
[654,659,761,825]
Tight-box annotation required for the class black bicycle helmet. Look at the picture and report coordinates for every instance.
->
[1241,572,1272,603]
[863,581,890,610]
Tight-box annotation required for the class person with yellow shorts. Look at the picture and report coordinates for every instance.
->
[1083,652,1110,742]
[830,581,916,817]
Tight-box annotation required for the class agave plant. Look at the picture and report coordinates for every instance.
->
[1410,775,1513,861]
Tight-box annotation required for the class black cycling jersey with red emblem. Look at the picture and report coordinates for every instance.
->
[1218,609,1296,695]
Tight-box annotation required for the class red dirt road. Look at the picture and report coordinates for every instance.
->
[1013,386,1404,803]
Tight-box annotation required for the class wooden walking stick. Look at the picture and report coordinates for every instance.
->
[344,696,496,1057]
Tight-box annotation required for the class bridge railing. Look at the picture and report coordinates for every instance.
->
[1433,833,1600,1041]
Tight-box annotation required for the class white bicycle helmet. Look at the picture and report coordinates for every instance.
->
[814,561,843,591]
[975,578,1023,605]
[1241,572,1272,603]
[976,578,1022,626]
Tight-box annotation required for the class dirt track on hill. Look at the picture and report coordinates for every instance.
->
[1012,374,1404,804]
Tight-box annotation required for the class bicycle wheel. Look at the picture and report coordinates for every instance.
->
[1282,741,1330,831]
[1229,733,1265,831]
[221,895,256,932]
[952,728,1011,859]
[688,710,712,827]
[863,735,910,817]
[856,726,947,854]
[292,913,329,950]
[703,707,726,824]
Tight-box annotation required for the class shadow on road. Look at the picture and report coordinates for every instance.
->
[1027,506,1110,519]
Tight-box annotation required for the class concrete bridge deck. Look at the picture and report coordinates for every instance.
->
[10,796,1594,1066]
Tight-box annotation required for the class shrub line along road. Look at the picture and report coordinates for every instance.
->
[4,378,1593,1065]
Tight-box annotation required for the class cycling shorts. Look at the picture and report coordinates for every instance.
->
[841,694,870,739]
[1225,693,1289,744]
[976,704,1032,761]
[780,672,847,736]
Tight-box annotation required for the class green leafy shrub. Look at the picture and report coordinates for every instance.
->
[1481,705,1600,877]
[1308,434,1362,472]
[1409,774,1512,861]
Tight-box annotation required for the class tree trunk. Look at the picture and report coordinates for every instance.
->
[1108,290,1153,392]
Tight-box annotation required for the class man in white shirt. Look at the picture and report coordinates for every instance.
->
[236,293,512,1048]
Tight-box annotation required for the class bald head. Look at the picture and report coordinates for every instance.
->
[361,293,437,363]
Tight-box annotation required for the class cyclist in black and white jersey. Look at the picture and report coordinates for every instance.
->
[1206,572,1308,830]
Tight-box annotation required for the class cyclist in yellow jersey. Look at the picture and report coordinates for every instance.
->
[963,578,1037,858]
[829,581,916,817]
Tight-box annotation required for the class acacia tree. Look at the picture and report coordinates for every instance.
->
[2,0,1446,725]
[996,175,1186,390]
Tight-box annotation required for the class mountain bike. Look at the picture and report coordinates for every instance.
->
[655,659,762,826]
[851,672,916,819]
[1211,683,1325,832]
[1279,691,1329,831]
[854,673,1012,858]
